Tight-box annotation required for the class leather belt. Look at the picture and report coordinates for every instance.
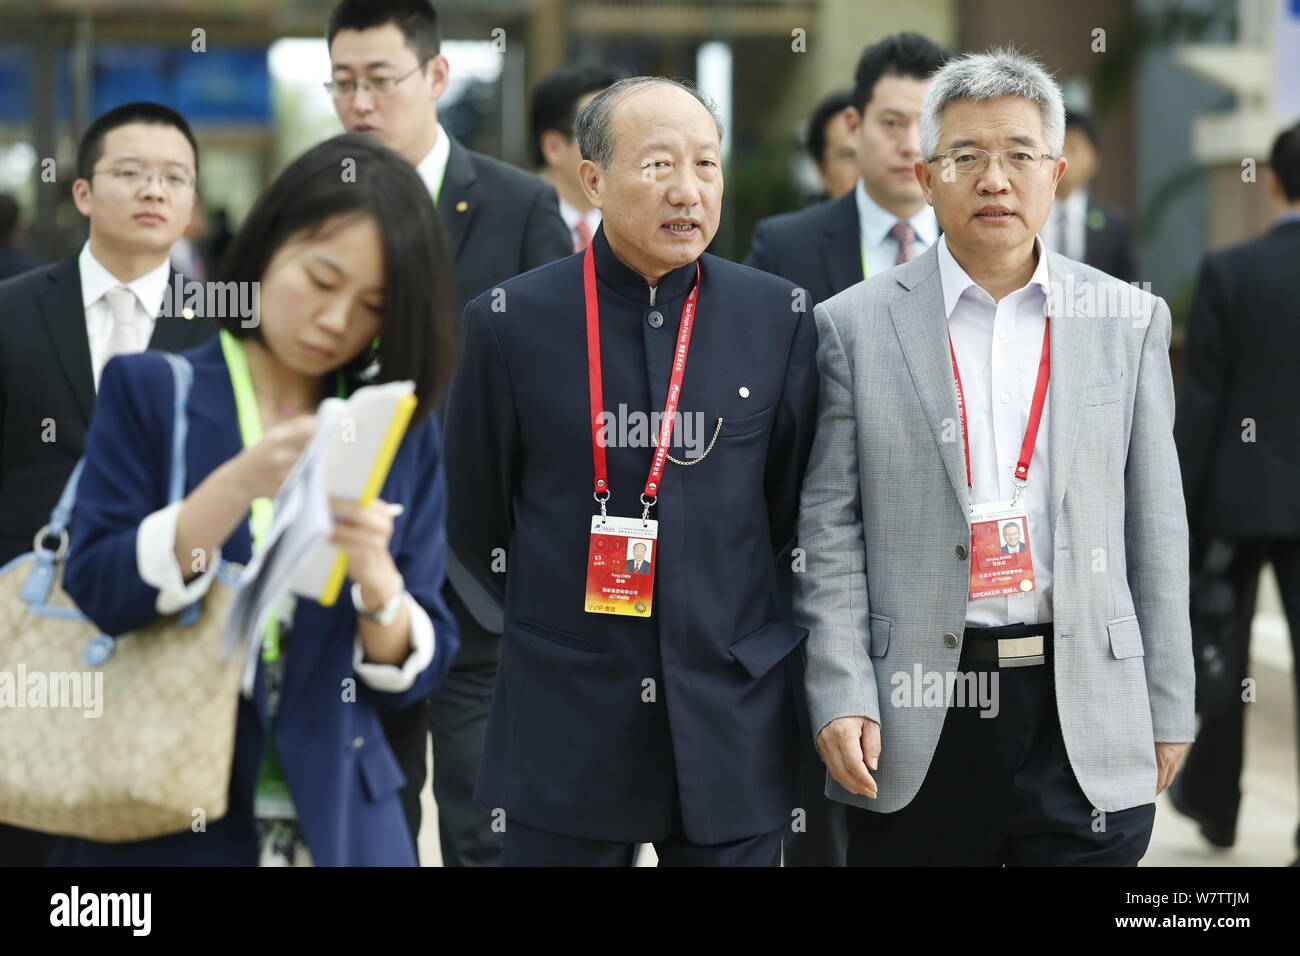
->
[962,623,1052,668]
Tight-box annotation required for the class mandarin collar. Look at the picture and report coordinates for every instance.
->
[591,223,699,305]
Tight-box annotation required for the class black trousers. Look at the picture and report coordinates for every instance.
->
[503,802,783,867]
[846,623,1155,866]
[378,588,502,867]
[1178,539,1300,849]
[0,823,54,866]
[782,657,848,866]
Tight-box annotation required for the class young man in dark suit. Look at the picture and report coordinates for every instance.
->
[327,0,572,867]
[1172,121,1300,860]
[444,76,817,865]
[744,33,950,308]
[0,101,215,865]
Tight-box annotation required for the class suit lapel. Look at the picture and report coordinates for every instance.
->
[821,192,862,296]
[1045,252,1095,531]
[38,257,96,426]
[436,135,478,261]
[887,248,969,514]
[148,270,204,352]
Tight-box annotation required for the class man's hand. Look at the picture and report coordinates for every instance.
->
[816,716,881,799]
[1155,741,1187,795]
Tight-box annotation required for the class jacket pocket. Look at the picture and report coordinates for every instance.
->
[1085,372,1126,406]
[869,613,892,658]
[516,617,607,654]
[357,740,408,802]
[1107,615,1145,659]
[729,618,808,679]
[718,404,774,440]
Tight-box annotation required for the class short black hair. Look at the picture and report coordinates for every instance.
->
[1270,120,1300,202]
[852,32,951,115]
[0,194,19,243]
[215,133,456,422]
[530,64,624,167]
[76,102,199,182]
[327,0,441,61]
[806,89,853,165]
[1065,109,1099,148]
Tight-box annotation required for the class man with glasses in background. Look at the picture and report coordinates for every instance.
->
[0,101,215,865]
[796,49,1193,865]
[326,0,571,868]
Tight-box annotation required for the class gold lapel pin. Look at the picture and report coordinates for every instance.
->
[181,307,195,320]
[738,386,750,399]
[455,200,468,213]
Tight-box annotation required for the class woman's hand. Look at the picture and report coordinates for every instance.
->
[330,497,401,607]
[229,415,319,502]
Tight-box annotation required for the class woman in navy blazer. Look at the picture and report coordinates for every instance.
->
[54,134,459,866]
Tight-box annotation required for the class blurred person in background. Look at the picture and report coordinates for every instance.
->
[0,194,45,280]
[327,0,571,867]
[1039,109,1136,281]
[50,133,459,866]
[806,90,858,201]
[745,33,951,308]
[0,102,214,866]
[744,32,950,868]
[1172,120,1300,863]
[532,63,625,251]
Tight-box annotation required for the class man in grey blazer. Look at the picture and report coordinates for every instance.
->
[795,48,1194,865]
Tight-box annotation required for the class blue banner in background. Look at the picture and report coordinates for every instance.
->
[0,45,269,124]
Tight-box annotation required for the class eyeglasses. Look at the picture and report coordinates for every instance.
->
[926,147,1055,174]
[324,61,427,100]
[92,164,195,191]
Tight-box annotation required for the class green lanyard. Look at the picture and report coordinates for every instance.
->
[218,330,343,662]
[860,237,869,281]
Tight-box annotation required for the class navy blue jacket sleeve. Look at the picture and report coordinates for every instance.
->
[765,296,819,554]
[64,353,174,636]
[361,412,459,709]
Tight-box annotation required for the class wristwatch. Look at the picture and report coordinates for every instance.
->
[352,575,405,627]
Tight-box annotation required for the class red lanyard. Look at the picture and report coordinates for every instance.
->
[948,317,1051,490]
[585,244,700,507]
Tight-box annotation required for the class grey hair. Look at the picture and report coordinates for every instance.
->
[919,47,1065,160]
[575,76,725,171]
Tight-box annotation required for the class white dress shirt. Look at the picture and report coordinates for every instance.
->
[1041,187,1088,262]
[415,122,452,203]
[937,234,1054,628]
[854,179,938,278]
[80,242,170,390]
[559,196,601,251]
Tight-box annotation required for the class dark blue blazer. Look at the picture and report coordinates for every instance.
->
[743,191,861,308]
[52,336,457,866]
[445,226,818,845]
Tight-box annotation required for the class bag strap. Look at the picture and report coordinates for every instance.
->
[22,353,198,620]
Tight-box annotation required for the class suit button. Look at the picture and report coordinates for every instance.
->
[348,736,364,750]
[943,633,958,648]
[955,544,967,559]
[646,310,664,328]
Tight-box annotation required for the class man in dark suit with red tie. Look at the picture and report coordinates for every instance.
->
[0,101,215,865]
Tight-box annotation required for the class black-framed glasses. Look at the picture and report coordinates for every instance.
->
[92,163,195,191]
[926,147,1055,174]
[324,61,428,100]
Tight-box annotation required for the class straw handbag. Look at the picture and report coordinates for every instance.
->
[0,353,244,843]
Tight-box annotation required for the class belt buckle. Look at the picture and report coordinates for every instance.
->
[996,634,1044,668]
